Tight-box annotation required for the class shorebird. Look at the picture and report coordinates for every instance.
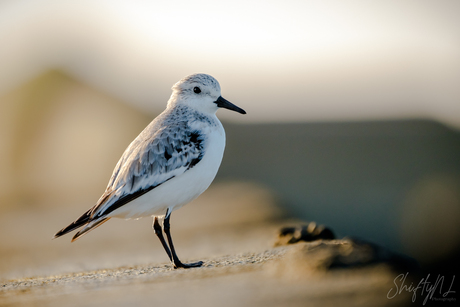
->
[54,73,246,268]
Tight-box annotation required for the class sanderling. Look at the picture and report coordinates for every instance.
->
[54,73,246,268]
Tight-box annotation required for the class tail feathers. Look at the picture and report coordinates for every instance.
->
[54,209,92,239]
[54,209,111,242]
[71,218,110,242]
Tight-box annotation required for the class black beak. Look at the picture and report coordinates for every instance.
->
[215,96,246,114]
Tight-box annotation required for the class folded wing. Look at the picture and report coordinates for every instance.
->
[54,120,205,241]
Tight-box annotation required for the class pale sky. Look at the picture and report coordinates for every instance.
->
[1,0,459,127]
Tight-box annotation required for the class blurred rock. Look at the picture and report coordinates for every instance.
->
[274,222,335,246]
[269,238,419,280]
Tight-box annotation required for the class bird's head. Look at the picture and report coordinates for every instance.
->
[168,73,246,115]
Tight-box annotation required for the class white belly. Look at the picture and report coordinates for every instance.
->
[108,123,226,219]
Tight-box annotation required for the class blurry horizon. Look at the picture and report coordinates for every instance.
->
[0,0,459,127]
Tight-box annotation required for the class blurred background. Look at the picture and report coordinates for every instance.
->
[1,0,459,280]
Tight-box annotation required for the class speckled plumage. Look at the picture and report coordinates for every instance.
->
[55,73,246,246]
[93,105,218,218]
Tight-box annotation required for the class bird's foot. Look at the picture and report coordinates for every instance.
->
[173,260,203,269]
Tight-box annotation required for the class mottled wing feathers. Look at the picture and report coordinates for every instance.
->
[54,116,206,241]
[94,181,160,218]
[93,122,205,218]
[53,104,211,242]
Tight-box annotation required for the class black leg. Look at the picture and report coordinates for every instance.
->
[163,210,203,269]
[153,216,172,261]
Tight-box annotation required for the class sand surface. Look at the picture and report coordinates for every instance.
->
[1,183,413,306]
[1,244,412,307]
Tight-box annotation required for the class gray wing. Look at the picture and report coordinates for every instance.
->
[91,121,205,218]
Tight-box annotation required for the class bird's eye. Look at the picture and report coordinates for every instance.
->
[193,87,201,94]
